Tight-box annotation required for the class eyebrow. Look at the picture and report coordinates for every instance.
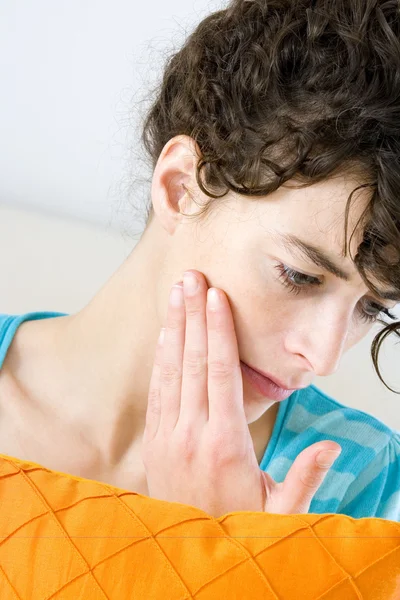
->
[272,232,400,302]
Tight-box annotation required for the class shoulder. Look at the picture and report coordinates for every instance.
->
[0,311,69,371]
[336,429,400,520]
[0,311,70,403]
[269,385,399,518]
[300,385,400,520]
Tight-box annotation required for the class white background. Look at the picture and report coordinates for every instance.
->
[1,1,399,429]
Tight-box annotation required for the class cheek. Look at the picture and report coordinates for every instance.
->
[227,265,294,344]
[234,289,283,328]
[345,320,373,351]
[231,291,285,354]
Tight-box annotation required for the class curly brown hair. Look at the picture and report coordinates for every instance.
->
[139,0,400,392]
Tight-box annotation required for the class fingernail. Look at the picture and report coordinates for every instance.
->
[207,288,220,309]
[183,271,199,296]
[316,450,342,468]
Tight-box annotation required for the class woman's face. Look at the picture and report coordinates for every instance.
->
[152,146,397,422]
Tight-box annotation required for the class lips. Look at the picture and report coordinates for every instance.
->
[240,361,295,401]
[240,361,303,391]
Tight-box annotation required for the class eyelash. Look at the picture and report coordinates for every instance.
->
[274,263,397,324]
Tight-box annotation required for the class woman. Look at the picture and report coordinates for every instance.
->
[0,0,399,520]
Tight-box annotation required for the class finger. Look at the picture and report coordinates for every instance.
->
[143,327,165,444]
[159,282,186,431]
[179,270,209,425]
[206,287,245,427]
[279,442,342,514]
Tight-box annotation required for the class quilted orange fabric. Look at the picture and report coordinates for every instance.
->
[0,453,399,600]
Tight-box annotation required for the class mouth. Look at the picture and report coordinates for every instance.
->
[239,361,305,402]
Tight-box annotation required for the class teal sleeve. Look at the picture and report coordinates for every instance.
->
[338,431,400,521]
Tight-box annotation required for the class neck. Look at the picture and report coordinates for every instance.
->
[55,227,169,464]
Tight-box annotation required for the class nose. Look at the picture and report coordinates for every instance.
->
[284,302,352,378]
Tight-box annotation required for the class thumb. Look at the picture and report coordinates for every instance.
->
[277,442,342,514]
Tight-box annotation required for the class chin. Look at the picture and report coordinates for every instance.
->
[242,385,276,423]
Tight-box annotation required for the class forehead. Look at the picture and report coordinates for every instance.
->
[253,175,372,256]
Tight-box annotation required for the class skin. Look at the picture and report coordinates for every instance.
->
[0,135,396,491]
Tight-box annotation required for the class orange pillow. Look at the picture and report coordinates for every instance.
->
[0,453,399,600]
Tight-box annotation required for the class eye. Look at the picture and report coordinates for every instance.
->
[358,301,397,324]
[274,263,397,324]
[274,263,322,295]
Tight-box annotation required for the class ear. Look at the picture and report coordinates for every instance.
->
[150,135,202,235]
